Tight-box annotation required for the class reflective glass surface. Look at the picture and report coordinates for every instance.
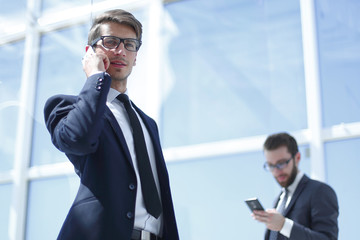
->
[316,0,360,127]
[31,24,89,166]
[0,184,12,240]
[0,41,24,171]
[0,0,27,36]
[41,0,90,14]
[41,0,108,15]
[168,145,310,239]
[162,0,306,147]
[1,0,359,239]
[325,138,360,240]
[26,175,79,240]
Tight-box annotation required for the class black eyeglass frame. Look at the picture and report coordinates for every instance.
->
[263,157,293,172]
[91,36,142,52]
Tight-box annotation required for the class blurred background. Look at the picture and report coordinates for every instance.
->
[0,0,359,239]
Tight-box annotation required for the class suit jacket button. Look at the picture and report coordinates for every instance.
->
[129,183,136,190]
[126,212,134,219]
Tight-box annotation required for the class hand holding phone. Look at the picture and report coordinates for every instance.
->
[82,45,110,77]
[245,197,265,212]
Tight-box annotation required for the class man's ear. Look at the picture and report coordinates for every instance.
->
[295,152,301,165]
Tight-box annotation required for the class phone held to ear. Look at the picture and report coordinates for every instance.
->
[87,46,95,53]
[85,45,109,71]
[245,198,265,212]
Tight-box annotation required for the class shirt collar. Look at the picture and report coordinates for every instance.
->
[107,88,129,103]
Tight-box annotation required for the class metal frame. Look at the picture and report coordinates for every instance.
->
[300,0,325,181]
[9,0,41,238]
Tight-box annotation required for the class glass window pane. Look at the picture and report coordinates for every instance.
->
[168,151,271,239]
[167,145,310,239]
[41,0,107,15]
[0,0,27,36]
[26,175,79,240]
[0,41,24,171]
[162,0,306,147]
[0,184,12,240]
[41,0,88,14]
[325,138,360,240]
[316,0,360,127]
[31,24,89,166]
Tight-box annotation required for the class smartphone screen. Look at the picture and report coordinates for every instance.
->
[245,198,265,212]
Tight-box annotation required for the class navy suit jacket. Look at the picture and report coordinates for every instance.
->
[265,175,338,240]
[44,72,179,240]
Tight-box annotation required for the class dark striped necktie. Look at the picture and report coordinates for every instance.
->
[269,188,289,240]
[117,94,162,219]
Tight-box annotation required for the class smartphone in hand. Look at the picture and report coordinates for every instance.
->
[245,198,265,212]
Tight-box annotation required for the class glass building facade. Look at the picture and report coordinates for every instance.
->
[0,0,359,239]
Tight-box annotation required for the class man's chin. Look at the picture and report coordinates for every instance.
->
[276,178,289,187]
[109,73,128,82]
[107,69,130,81]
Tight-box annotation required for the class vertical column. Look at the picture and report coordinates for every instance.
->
[126,0,163,123]
[9,0,41,239]
[300,0,325,181]
[146,0,163,123]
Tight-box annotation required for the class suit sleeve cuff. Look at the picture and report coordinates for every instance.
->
[280,218,293,238]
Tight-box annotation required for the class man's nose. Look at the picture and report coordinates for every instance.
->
[114,42,126,55]
[273,167,283,174]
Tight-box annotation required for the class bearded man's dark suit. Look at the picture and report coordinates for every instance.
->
[265,174,338,240]
[44,72,179,240]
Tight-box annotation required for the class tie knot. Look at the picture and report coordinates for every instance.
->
[117,94,130,103]
[283,188,289,197]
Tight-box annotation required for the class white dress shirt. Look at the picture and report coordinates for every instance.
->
[106,88,163,235]
[279,171,304,238]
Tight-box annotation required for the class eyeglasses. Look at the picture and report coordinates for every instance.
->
[263,158,293,172]
[91,36,142,52]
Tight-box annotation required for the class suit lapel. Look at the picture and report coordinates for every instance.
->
[273,192,282,208]
[132,102,167,174]
[104,107,134,167]
[283,174,309,216]
[132,102,162,156]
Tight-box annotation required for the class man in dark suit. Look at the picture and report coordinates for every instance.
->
[44,9,179,240]
[253,132,338,240]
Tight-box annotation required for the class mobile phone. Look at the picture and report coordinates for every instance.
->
[87,45,95,53]
[245,197,265,212]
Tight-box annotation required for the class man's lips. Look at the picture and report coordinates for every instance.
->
[110,60,126,67]
[277,174,287,182]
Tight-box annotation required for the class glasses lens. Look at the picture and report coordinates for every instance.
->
[123,39,138,52]
[103,37,120,49]
[277,162,287,170]
[264,163,271,171]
